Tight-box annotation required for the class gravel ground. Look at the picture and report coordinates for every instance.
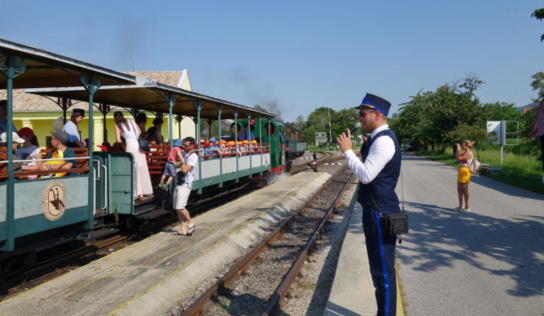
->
[278,178,358,316]
[168,165,354,316]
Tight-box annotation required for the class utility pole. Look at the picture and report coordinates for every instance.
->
[328,107,333,151]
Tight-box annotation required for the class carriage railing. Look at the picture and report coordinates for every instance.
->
[144,143,271,176]
[0,148,90,179]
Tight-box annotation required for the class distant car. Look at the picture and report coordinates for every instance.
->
[405,141,420,151]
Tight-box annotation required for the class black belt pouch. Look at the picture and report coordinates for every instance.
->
[380,212,409,236]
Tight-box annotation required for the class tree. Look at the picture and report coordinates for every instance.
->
[254,104,268,112]
[394,75,487,152]
[531,8,544,41]
[295,115,305,130]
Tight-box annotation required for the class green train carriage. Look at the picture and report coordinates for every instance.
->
[230,119,287,174]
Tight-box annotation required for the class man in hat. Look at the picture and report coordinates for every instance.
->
[62,108,86,148]
[238,123,255,141]
[336,93,401,316]
[39,131,76,177]
[0,100,18,134]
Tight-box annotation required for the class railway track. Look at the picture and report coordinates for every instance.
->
[177,167,354,316]
[290,151,353,175]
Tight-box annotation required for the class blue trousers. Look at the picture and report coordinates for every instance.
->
[362,205,397,316]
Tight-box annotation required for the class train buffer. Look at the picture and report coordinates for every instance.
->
[479,163,502,176]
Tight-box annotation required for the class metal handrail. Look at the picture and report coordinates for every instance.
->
[0,156,90,163]
[101,164,108,210]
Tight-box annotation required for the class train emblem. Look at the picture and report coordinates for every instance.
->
[43,180,67,221]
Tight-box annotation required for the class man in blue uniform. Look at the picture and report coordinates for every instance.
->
[238,123,255,141]
[336,93,401,316]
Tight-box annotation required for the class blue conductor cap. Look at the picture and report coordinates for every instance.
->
[355,93,391,116]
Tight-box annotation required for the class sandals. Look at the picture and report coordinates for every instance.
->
[172,231,188,236]
[187,225,196,236]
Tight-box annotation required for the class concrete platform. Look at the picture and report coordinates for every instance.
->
[0,172,331,316]
[324,202,404,316]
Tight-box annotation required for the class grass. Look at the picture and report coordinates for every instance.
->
[413,147,544,195]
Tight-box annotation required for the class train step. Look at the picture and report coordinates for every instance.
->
[76,228,119,241]
[135,208,170,220]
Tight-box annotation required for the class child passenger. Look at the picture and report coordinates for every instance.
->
[158,139,183,191]
[16,127,42,179]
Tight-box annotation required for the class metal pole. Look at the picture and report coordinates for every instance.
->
[216,105,223,188]
[234,109,239,183]
[195,101,202,194]
[248,113,252,179]
[259,115,263,175]
[4,55,15,251]
[166,93,175,149]
[328,107,332,151]
[86,75,97,230]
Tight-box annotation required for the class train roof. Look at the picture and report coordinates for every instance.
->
[0,37,136,89]
[25,82,276,120]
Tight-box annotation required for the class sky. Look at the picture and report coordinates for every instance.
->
[1,1,544,122]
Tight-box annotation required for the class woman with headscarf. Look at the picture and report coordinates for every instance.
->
[114,111,153,202]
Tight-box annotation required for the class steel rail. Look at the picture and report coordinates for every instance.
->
[262,172,354,315]
[290,151,355,175]
[181,166,350,316]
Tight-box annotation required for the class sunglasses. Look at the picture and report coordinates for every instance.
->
[358,110,375,117]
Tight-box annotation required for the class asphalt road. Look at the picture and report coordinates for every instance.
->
[396,152,544,316]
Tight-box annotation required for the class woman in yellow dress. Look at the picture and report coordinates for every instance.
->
[455,140,475,212]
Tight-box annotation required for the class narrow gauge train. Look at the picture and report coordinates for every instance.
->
[0,38,287,283]
[283,124,307,159]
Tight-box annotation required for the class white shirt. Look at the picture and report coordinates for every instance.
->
[120,120,139,144]
[343,124,396,184]
[180,151,198,188]
[62,121,80,143]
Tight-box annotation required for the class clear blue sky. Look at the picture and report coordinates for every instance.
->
[1,1,543,122]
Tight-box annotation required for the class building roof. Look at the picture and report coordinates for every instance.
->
[1,70,191,113]
[0,37,136,89]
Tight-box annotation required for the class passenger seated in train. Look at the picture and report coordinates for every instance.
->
[238,123,255,141]
[38,131,76,178]
[204,140,221,159]
[0,131,24,171]
[16,128,42,179]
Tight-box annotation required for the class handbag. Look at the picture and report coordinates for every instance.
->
[176,153,194,186]
[370,195,409,237]
[468,149,480,176]
[130,120,150,152]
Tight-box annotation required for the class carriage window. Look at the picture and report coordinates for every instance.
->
[264,123,276,136]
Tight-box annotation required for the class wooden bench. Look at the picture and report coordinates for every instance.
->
[480,163,502,176]
[0,148,7,179]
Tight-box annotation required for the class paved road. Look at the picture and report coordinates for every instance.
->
[396,152,544,316]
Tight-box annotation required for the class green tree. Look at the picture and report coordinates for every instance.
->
[254,104,268,112]
[295,115,305,130]
[394,76,486,152]
[531,8,544,41]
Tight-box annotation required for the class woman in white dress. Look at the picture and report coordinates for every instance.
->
[114,111,153,202]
